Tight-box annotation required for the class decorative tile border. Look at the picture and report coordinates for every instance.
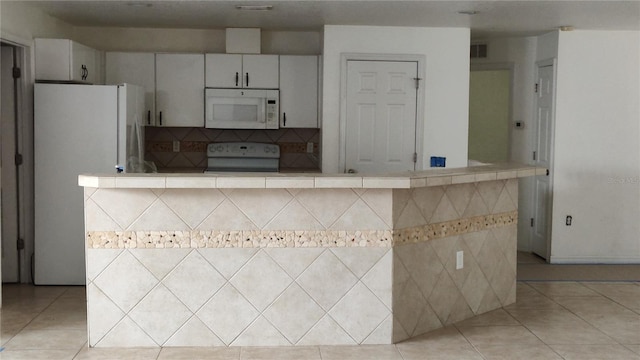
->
[393,210,518,246]
[87,230,393,249]
[86,211,516,249]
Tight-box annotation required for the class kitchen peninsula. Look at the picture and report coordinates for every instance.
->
[79,164,544,347]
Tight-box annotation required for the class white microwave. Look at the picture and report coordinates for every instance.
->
[205,88,279,129]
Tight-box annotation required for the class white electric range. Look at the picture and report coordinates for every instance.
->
[204,142,280,173]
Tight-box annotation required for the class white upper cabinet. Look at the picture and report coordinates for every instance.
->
[205,54,242,88]
[105,52,156,126]
[206,54,278,89]
[35,38,101,84]
[155,53,205,127]
[241,55,279,89]
[279,55,319,128]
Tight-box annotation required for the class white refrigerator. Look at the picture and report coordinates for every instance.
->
[34,83,145,285]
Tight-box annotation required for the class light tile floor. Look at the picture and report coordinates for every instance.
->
[1,281,639,359]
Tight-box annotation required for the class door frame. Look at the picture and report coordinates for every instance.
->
[339,53,425,173]
[531,58,557,261]
[1,43,19,283]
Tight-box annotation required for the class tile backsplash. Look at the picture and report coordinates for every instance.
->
[145,127,320,172]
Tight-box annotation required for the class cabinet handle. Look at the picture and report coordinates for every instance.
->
[159,111,163,126]
[85,65,89,80]
[81,65,87,80]
[235,72,239,87]
[283,112,286,127]
[147,110,151,125]
[245,73,249,87]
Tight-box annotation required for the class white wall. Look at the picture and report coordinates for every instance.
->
[321,25,470,173]
[0,1,73,44]
[551,30,640,263]
[468,70,510,163]
[536,31,559,63]
[72,27,321,54]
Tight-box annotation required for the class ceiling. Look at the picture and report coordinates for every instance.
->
[24,0,640,39]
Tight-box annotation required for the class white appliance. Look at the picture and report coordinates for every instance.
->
[205,88,279,129]
[204,142,280,172]
[34,83,145,285]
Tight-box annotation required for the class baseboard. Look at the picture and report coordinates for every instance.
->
[549,256,640,264]
[518,262,640,281]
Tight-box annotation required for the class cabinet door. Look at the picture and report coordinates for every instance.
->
[106,52,156,125]
[35,38,98,83]
[242,55,279,89]
[155,53,204,127]
[279,55,318,128]
[71,42,96,83]
[205,54,242,88]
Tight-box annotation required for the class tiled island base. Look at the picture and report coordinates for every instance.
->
[82,170,527,347]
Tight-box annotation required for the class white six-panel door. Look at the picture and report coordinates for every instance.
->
[345,60,418,174]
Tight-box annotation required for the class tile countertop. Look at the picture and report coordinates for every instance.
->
[78,163,546,189]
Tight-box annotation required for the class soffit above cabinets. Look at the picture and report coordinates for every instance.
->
[22,0,640,39]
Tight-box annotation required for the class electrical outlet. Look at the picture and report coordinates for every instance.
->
[173,140,180,152]
[456,251,464,270]
[306,142,314,153]
[566,215,572,226]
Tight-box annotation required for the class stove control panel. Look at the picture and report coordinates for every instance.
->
[207,142,280,158]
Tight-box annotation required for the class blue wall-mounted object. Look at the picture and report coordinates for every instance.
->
[430,156,446,167]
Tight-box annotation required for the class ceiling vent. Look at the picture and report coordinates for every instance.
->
[470,44,488,59]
